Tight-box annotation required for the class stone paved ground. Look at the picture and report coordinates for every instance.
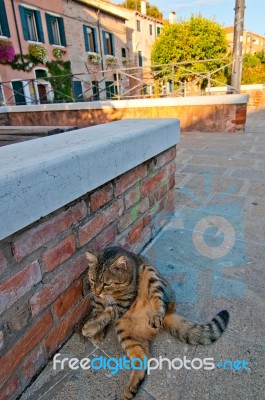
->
[21,110,265,400]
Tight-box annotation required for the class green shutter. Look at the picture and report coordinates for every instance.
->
[19,5,29,40]
[73,81,83,101]
[35,10,44,43]
[92,28,98,53]
[0,0,10,37]
[58,17,66,46]
[111,34,115,56]
[83,25,89,51]
[45,13,53,44]
[102,31,108,55]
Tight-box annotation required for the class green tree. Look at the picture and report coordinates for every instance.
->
[151,15,228,88]
[120,0,163,20]
[241,53,265,84]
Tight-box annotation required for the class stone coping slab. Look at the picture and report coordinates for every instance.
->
[0,118,180,241]
[0,94,249,113]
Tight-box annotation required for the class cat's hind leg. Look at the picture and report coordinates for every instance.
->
[116,321,149,399]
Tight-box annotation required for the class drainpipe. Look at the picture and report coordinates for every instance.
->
[97,9,104,71]
[11,0,24,59]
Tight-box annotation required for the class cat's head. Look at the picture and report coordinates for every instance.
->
[85,247,135,298]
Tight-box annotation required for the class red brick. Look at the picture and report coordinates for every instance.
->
[0,330,4,350]
[29,253,87,316]
[149,183,168,207]
[124,185,141,209]
[129,227,152,253]
[22,345,46,381]
[118,198,149,233]
[114,165,147,196]
[128,220,144,243]
[0,261,41,314]
[45,296,90,356]
[0,250,7,275]
[53,280,83,318]
[42,235,76,272]
[93,226,116,251]
[169,175,175,190]
[155,147,176,168]
[0,310,53,385]
[0,375,21,400]
[141,170,165,197]
[12,201,87,262]
[90,183,113,212]
[79,198,124,246]
[165,161,176,177]
[8,305,30,333]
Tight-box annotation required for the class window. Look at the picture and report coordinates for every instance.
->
[149,24,153,35]
[45,14,66,46]
[11,81,26,105]
[136,20,141,32]
[83,26,98,53]
[0,0,10,37]
[92,81,100,101]
[105,81,117,99]
[103,31,115,56]
[35,69,48,79]
[157,26,161,36]
[0,83,5,105]
[19,6,44,42]
[121,47,126,58]
[73,81,83,101]
[138,50,143,67]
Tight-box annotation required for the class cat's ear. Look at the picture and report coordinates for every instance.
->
[85,251,98,267]
[111,256,128,273]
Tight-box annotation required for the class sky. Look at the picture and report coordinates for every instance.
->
[111,0,265,36]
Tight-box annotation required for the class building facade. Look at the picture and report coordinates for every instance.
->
[225,26,265,55]
[0,0,163,105]
[0,0,69,105]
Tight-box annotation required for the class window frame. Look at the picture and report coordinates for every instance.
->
[0,0,10,38]
[45,13,66,47]
[136,20,141,32]
[149,24,153,36]
[103,31,115,56]
[83,25,98,53]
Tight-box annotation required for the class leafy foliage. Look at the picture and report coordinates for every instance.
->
[151,15,228,87]
[46,60,73,102]
[241,53,265,84]
[120,0,163,20]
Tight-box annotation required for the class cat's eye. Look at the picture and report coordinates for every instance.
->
[90,277,95,283]
[103,282,112,287]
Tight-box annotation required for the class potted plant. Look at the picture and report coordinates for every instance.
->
[105,55,117,66]
[122,58,129,66]
[87,54,101,65]
[52,48,66,59]
[0,39,15,63]
[28,44,48,64]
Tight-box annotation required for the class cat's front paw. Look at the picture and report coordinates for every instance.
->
[90,330,105,346]
[82,320,98,338]
[149,312,164,329]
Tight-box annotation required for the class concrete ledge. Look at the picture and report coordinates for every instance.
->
[0,94,249,113]
[0,118,180,240]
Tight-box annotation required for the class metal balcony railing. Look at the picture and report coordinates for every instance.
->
[0,58,236,106]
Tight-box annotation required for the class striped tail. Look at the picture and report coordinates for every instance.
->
[163,310,229,345]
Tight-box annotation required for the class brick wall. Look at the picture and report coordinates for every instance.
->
[0,146,176,400]
[5,103,247,132]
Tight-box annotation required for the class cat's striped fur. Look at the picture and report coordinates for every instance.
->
[82,246,229,399]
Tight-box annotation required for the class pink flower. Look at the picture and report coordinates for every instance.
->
[0,40,15,63]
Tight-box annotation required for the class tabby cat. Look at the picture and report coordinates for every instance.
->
[82,246,229,399]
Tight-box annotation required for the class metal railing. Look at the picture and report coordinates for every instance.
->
[0,58,236,106]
